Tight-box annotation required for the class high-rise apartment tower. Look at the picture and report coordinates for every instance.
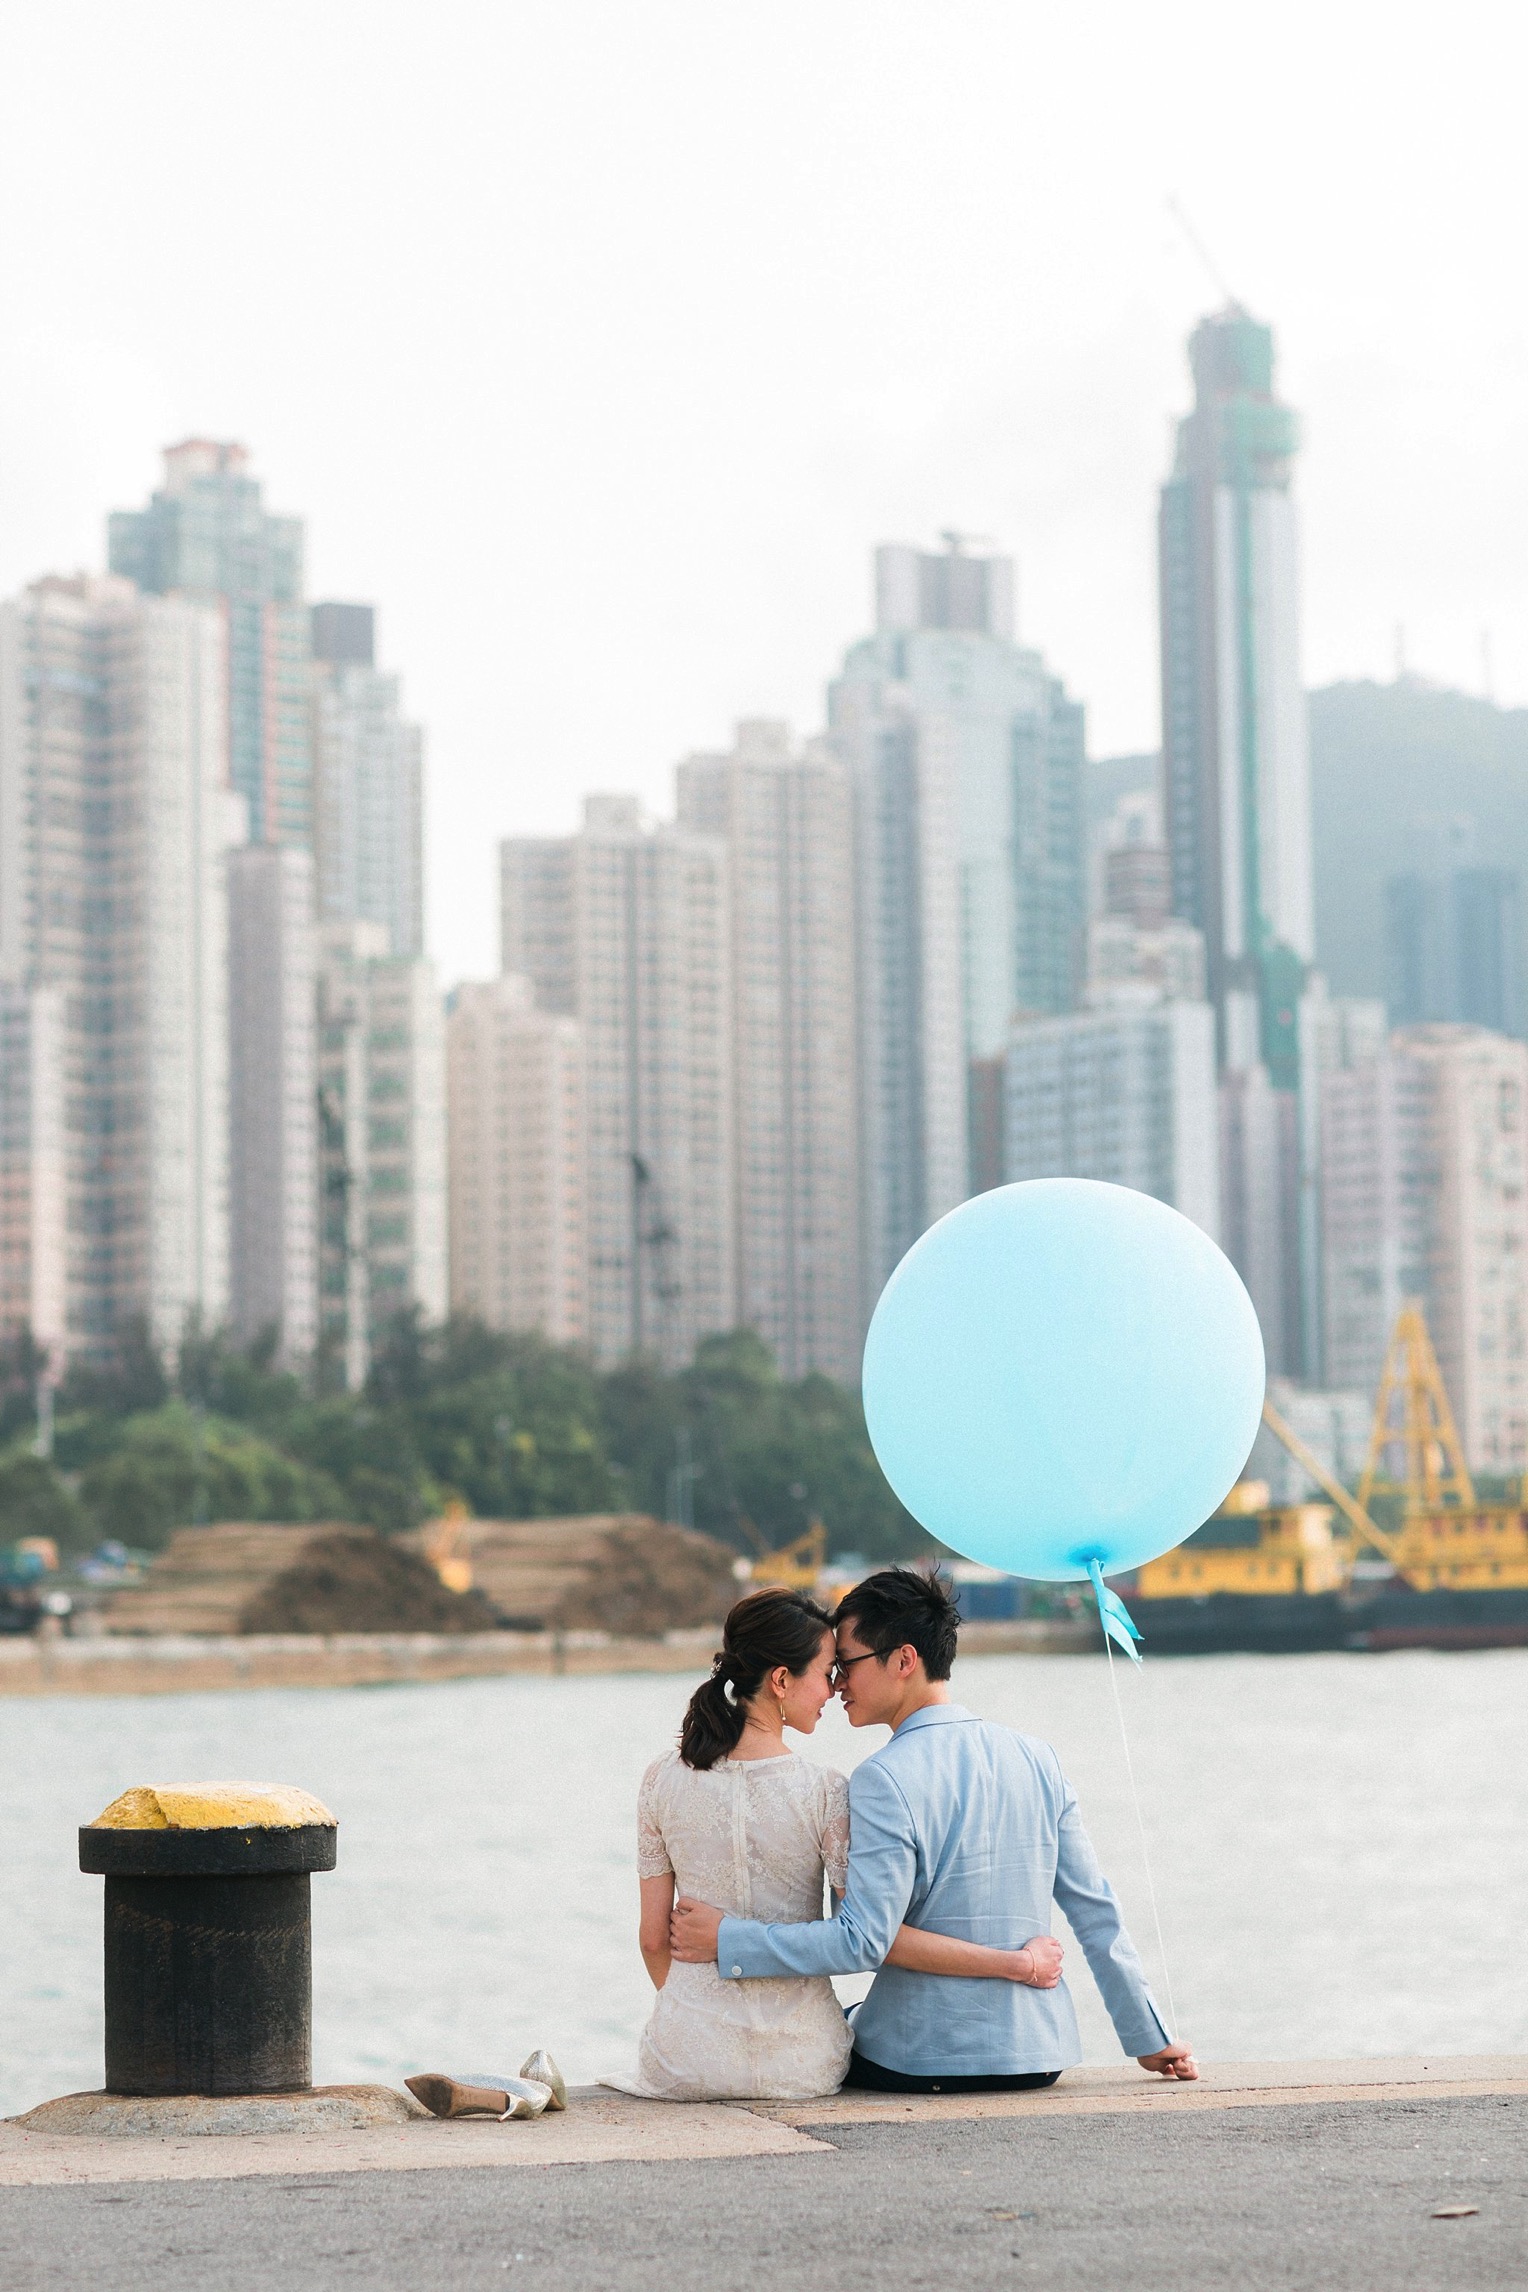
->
[831,540,1087,1308]
[1004,997,1220,1240]
[676,721,861,1382]
[316,922,447,1388]
[501,799,734,1368]
[0,574,240,1360]
[110,441,311,848]
[311,603,424,959]
[0,984,64,1355]
[1321,1023,1528,1471]
[227,845,319,1363]
[446,976,585,1346]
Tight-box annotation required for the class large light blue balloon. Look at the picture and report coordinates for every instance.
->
[862,1179,1266,1581]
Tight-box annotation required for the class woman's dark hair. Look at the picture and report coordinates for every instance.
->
[833,1565,960,1681]
[679,1587,834,1771]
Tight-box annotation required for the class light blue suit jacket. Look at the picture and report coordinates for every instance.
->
[716,1703,1170,2076]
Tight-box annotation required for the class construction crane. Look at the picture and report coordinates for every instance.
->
[751,1522,827,1593]
[1165,194,1244,312]
[1131,1299,1528,1639]
[1356,1304,1475,1514]
[1257,1300,1528,1593]
[1258,1399,1403,1571]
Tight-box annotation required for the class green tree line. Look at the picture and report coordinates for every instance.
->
[0,1318,924,1565]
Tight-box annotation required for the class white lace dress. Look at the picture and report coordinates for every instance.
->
[602,1748,853,2102]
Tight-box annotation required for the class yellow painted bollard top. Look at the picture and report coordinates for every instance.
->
[90,1783,336,1831]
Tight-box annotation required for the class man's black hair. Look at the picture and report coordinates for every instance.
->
[833,1565,959,1681]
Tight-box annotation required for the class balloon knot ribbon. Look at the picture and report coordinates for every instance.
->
[1087,1559,1144,1665]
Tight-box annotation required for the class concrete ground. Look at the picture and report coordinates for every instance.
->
[3,2066,1525,2290]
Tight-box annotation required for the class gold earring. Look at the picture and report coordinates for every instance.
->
[778,1695,787,1721]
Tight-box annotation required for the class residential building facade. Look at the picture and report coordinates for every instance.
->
[1386,860,1522,1039]
[1003,995,1221,1239]
[0,573,239,1360]
[1087,913,1207,1005]
[675,721,861,1381]
[1306,993,1391,1392]
[110,440,312,849]
[0,984,65,1355]
[446,975,585,1345]
[1393,1025,1528,1474]
[1320,1021,1528,1470]
[831,539,1087,1303]
[501,797,734,1367]
[227,845,319,1363]
[311,602,424,959]
[316,923,446,1387]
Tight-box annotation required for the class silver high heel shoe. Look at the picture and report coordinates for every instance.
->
[406,2072,554,2120]
[519,2050,568,2110]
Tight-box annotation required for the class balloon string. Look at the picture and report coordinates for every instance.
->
[1101,1624,1180,2043]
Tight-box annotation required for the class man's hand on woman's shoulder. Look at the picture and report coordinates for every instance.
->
[670,1896,723,1962]
[1137,2043,1198,2079]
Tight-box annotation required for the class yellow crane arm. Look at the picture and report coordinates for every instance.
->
[1259,1400,1405,1570]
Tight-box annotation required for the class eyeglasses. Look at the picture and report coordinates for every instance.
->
[829,1652,879,1688]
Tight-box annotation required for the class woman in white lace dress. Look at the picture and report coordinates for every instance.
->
[604,1588,1059,2102]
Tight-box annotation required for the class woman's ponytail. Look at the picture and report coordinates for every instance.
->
[679,1587,833,1771]
[678,1658,748,1771]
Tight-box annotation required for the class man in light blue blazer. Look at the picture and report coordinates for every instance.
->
[671,1567,1197,2092]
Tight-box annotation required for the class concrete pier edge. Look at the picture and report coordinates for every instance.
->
[3,2057,1524,2187]
[12,2084,426,2140]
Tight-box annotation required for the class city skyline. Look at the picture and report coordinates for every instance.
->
[5,292,1528,1444]
[5,417,1520,1008]
[2,3,1525,990]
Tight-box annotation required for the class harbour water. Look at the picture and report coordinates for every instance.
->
[3,1648,1526,2118]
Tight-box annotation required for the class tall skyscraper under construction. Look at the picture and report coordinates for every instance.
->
[1159,311,1315,1370]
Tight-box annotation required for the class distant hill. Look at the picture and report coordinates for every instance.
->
[1309,680,1528,1008]
[1088,749,1160,832]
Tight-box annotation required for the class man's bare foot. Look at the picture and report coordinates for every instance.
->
[406,2074,511,2118]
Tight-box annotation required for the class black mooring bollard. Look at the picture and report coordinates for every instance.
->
[79,1785,338,2098]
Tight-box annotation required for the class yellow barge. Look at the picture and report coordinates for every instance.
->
[1123,1305,1528,1653]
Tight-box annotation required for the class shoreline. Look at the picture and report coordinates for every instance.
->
[0,1617,1096,1697]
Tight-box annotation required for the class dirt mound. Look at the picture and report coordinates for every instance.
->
[423,1515,738,1636]
[104,1516,736,1640]
[102,1523,496,1636]
[240,1532,499,1636]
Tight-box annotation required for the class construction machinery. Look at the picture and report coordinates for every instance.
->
[750,1522,827,1593]
[1128,1301,1528,1651]
[422,1502,475,1595]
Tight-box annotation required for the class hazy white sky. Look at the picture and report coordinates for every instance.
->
[1,1,1524,981]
